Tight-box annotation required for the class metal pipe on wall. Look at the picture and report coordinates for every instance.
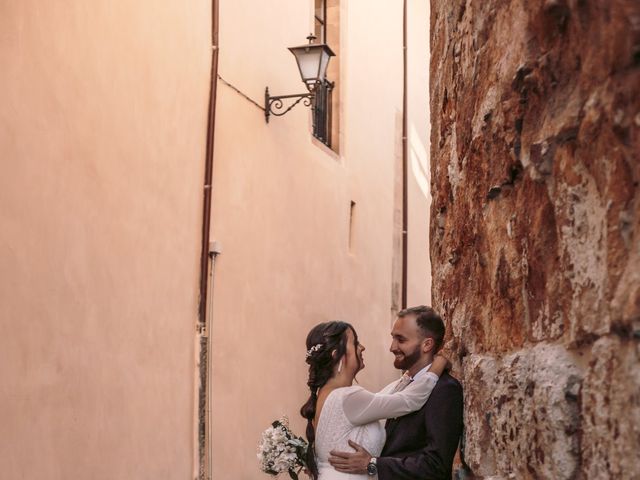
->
[402,0,409,309]
[195,0,219,478]
[199,0,220,326]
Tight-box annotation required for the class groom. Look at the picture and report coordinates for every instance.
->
[328,306,463,479]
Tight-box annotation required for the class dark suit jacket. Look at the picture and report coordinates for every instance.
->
[377,372,463,480]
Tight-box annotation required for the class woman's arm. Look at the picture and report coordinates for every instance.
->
[343,356,449,425]
[427,355,450,377]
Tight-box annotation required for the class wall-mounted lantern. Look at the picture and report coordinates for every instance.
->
[264,34,335,123]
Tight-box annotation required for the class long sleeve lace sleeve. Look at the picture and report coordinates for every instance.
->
[342,373,439,426]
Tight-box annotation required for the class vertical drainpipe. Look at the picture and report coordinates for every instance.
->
[402,0,409,310]
[196,0,219,479]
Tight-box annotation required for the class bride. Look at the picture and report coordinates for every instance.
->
[300,321,448,480]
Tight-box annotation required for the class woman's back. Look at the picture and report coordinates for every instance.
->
[314,386,386,480]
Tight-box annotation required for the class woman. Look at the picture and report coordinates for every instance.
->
[300,321,448,480]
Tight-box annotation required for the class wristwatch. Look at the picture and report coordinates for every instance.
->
[366,457,377,476]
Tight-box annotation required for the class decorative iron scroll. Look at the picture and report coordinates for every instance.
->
[264,87,314,123]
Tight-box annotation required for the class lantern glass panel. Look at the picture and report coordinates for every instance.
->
[289,43,335,89]
[294,48,323,84]
[318,50,331,82]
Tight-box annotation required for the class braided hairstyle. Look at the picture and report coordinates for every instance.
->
[300,321,356,480]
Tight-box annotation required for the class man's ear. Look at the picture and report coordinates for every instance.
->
[422,337,435,353]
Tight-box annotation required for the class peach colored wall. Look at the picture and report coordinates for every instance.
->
[0,1,211,478]
[210,0,431,478]
[407,0,432,306]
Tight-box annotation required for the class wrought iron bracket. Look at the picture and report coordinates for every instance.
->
[264,87,314,123]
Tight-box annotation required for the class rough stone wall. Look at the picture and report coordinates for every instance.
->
[429,1,640,478]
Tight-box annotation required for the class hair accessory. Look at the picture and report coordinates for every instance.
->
[306,343,323,359]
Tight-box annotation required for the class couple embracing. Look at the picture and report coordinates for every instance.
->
[300,306,463,480]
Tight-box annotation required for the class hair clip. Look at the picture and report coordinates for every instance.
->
[306,343,323,358]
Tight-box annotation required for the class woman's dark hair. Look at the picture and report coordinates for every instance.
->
[299,321,358,480]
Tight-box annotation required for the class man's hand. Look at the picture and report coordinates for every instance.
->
[328,440,372,475]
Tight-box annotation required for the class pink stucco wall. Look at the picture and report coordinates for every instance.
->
[0,1,212,478]
[209,1,432,478]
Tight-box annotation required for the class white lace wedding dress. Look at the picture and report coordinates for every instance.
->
[313,371,438,479]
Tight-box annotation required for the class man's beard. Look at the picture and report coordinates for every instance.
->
[393,345,422,371]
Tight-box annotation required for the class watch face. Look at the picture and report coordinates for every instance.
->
[367,463,377,476]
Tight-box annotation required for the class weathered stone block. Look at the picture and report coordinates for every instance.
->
[581,337,640,479]
[462,344,581,479]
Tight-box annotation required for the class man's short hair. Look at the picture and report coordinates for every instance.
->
[398,305,445,352]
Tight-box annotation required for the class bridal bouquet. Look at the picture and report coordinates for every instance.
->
[257,416,308,479]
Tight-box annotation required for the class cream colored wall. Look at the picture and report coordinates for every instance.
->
[0,1,211,478]
[407,0,432,306]
[211,0,431,478]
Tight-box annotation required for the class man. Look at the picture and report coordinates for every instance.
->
[328,306,463,479]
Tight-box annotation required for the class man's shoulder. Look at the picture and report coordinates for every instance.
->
[421,371,462,413]
[434,371,463,393]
